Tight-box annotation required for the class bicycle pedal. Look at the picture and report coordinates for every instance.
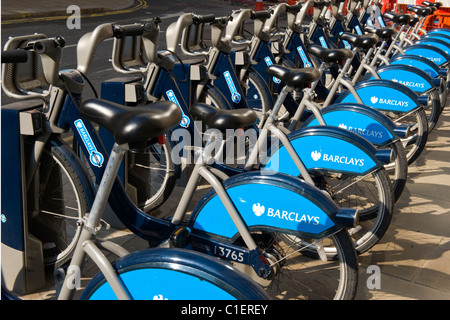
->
[169,226,191,248]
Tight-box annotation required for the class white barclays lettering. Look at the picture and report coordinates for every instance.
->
[267,207,320,225]
[322,154,365,166]
[371,96,409,107]
[348,126,383,138]
[340,123,383,139]
[392,79,425,89]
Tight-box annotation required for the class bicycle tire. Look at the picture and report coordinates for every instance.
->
[423,89,441,132]
[28,140,91,269]
[81,248,270,300]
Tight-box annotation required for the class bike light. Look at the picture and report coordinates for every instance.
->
[335,208,359,228]
[437,68,447,77]
[375,148,392,165]
[431,77,441,88]
[416,95,429,106]
[158,134,166,145]
[393,125,410,138]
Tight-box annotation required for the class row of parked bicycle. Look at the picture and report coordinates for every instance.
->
[1,0,449,300]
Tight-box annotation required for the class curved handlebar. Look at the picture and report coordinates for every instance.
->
[77,23,114,74]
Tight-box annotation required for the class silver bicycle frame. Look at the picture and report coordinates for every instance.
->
[58,143,131,300]
[57,137,263,299]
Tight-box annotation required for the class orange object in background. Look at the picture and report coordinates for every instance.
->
[381,0,398,13]
[254,0,264,11]
[422,9,450,30]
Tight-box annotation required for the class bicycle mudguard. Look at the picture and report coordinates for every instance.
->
[189,172,356,240]
[262,126,381,176]
[389,54,442,78]
[399,44,449,67]
[424,33,450,44]
[301,103,398,146]
[427,29,450,38]
[81,248,270,300]
[415,38,450,55]
[334,79,422,112]
[364,64,436,94]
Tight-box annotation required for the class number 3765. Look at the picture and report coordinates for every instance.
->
[217,246,245,262]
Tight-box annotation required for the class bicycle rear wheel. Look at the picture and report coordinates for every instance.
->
[422,89,441,132]
[383,140,408,202]
[387,107,428,165]
[232,229,358,300]
[81,248,270,300]
[312,167,394,256]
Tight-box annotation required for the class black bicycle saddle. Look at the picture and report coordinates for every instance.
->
[383,13,411,25]
[307,45,353,64]
[79,99,182,147]
[339,32,379,50]
[364,26,396,40]
[265,65,321,89]
[407,6,432,16]
[190,103,257,132]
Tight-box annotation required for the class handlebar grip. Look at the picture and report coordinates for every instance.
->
[286,4,302,14]
[1,49,28,63]
[113,23,146,38]
[313,1,330,8]
[113,21,159,38]
[251,10,272,20]
[192,14,216,25]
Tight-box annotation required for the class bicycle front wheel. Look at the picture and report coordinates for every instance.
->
[241,68,273,115]
[81,248,270,300]
[127,137,178,213]
[28,140,90,269]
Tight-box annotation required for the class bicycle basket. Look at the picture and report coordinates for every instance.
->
[112,35,149,74]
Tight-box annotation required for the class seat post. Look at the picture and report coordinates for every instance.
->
[85,143,127,231]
